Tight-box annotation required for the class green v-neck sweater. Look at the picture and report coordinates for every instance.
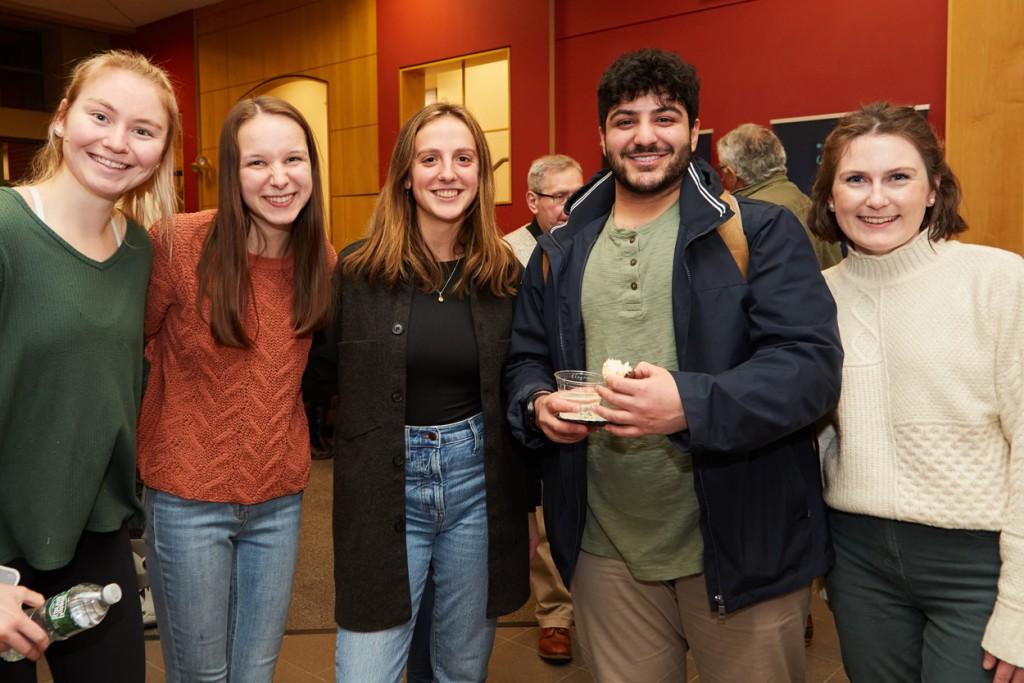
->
[0,187,150,569]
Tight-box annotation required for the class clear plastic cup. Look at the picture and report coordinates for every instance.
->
[554,370,604,422]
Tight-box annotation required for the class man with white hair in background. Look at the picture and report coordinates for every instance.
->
[717,123,842,269]
[506,155,584,267]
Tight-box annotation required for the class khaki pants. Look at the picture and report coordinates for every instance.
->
[572,551,810,683]
[530,505,573,628]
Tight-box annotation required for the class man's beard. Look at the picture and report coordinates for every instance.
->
[605,143,691,195]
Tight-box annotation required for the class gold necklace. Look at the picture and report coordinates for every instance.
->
[437,257,462,303]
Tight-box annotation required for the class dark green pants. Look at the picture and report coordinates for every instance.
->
[827,510,999,683]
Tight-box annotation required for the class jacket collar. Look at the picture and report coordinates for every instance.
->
[525,216,544,240]
[732,172,788,198]
[557,156,733,247]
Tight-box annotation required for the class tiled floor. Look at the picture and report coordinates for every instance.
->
[36,593,849,682]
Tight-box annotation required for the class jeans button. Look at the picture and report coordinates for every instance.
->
[391,391,403,403]
[392,453,404,467]
[426,432,437,441]
[391,323,404,335]
[393,517,405,533]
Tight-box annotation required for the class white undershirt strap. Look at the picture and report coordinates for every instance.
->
[25,185,123,247]
[26,186,44,219]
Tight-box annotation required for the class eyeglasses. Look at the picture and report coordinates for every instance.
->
[533,191,572,205]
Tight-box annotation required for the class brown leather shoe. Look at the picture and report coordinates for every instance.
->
[538,627,573,662]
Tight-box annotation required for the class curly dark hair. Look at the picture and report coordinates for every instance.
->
[597,49,700,129]
[808,102,967,244]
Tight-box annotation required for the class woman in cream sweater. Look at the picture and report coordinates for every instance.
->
[808,103,1022,683]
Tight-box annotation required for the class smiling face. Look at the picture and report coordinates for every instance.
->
[57,67,169,201]
[237,113,313,235]
[406,115,480,233]
[830,133,936,256]
[600,92,698,196]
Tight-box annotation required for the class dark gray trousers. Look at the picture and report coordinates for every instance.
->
[827,510,1000,683]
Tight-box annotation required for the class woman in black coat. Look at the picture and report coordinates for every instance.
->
[304,102,531,683]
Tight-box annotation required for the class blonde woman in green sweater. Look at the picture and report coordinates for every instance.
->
[0,51,179,683]
[809,103,1023,683]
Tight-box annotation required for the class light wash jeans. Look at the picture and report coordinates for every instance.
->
[335,412,496,683]
[144,488,303,683]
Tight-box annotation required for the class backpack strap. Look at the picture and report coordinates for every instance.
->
[717,190,749,280]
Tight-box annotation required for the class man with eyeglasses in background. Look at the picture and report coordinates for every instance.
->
[506,155,585,267]
[504,153,584,662]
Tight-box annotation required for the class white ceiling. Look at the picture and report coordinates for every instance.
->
[0,0,221,32]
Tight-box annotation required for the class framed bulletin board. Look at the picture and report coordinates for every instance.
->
[771,105,930,194]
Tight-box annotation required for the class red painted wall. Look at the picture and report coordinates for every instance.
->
[555,0,948,174]
[376,0,550,232]
[113,11,199,212]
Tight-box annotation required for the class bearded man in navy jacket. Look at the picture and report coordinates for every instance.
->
[504,48,842,682]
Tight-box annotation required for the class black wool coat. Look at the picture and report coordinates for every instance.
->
[304,258,531,632]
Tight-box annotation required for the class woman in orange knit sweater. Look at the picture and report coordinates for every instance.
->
[137,97,335,683]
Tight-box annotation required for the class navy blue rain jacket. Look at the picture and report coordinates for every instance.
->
[503,158,843,614]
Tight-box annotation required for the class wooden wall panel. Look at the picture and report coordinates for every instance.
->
[297,3,332,68]
[199,89,231,149]
[326,0,377,61]
[198,146,219,210]
[262,9,306,78]
[226,23,266,85]
[331,56,378,129]
[196,32,228,92]
[196,0,306,36]
[332,195,378,250]
[331,126,379,196]
[946,0,1024,253]
[195,0,379,249]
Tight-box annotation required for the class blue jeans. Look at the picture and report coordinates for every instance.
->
[335,413,496,683]
[144,488,303,683]
[406,565,435,683]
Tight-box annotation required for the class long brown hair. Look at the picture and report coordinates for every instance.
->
[197,96,332,347]
[808,102,967,244]
[25,49,180,229]
[344,102,519,297]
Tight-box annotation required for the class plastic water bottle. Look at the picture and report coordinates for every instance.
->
[0,582,122,662]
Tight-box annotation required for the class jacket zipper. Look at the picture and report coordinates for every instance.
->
[548,220,600,560]
[539,231,585,556]
[697,469,726,617]
[545,236,570,370]
[682,228,727,617]
[570,235,602,556]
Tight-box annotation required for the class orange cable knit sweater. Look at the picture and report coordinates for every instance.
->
[137,210,336,504]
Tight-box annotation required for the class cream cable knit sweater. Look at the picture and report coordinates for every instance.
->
[822,230,1024,665]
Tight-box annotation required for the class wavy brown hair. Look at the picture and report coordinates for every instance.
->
[197,96,332,347]
[25,49,180,229]
[808,102,967,244]
[343,102,519,297]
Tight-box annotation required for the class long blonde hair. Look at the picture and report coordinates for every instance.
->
[344,102,519,297]
[25,49,181,230]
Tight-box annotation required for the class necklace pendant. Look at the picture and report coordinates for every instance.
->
[437,294,444,303]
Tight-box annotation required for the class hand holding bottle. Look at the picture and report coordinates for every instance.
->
[1,582,120,662]
[0,584,48,662]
